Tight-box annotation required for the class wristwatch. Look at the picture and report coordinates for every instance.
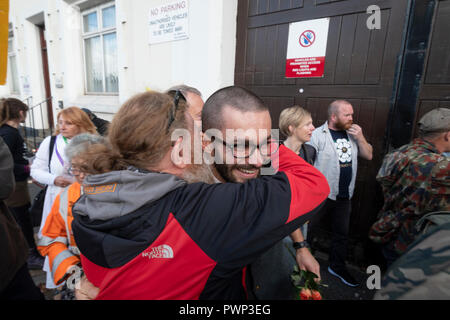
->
[293,241,310,250]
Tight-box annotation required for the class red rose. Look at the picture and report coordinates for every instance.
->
[311,290,322,300]
[300,288,312,300]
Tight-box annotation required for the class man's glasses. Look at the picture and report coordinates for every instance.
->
[214,136,279,159]
[167,90,186,131]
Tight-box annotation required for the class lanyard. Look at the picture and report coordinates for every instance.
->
[54,136,66,167]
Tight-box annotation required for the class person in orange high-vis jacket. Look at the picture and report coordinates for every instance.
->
[38,181,82,286]
[37,133,106,298]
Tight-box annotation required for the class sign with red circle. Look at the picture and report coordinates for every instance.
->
[286,18,330,78]
[299,30,316,47]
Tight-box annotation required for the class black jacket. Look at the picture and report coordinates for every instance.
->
[299,143,317,165]
[92,117,110,136]
[0,124,29,182]
[0,137,28,292]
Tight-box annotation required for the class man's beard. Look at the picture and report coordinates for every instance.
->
[182,163,217,184]
[214,163,261,183]
[180,144,262,185]
[181,142,217,185]
[335,119,352,131]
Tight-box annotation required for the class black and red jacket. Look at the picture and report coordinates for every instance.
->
[72,145,329,299]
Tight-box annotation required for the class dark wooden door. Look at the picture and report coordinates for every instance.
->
[235,0,410,262]
[413,0,450,135]
[38,25,54,129]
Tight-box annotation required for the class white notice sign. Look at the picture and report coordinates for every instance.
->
[286,18,330,78]
[149,0,189,45]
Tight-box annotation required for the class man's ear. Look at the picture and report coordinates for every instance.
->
[445,131,450,142]
[171,136,188,169]
[330,113,336,123]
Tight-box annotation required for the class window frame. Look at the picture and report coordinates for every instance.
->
[81,1,118,95]
[7,26,20,95]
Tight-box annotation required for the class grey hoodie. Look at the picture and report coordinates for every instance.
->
[75,167,186,221]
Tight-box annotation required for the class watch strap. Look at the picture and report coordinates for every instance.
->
[293,241,310,250]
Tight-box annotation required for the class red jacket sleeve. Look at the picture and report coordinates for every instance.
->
[277,144,330,223]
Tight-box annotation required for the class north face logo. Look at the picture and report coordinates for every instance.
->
[142,244,174,260]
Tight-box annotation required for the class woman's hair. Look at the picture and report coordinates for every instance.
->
[279,106,311,137]
[0,98,29,127]
[78,91,188,174]
[65,133,107,162]
[55,107,97,135]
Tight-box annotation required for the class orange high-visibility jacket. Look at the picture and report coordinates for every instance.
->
[38,182,81,285]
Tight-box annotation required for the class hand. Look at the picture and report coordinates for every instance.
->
[347,124,364,142]
[75,275,99,300]
[296,248,321,282]
[54,176,72,188]
[348,124,373,160]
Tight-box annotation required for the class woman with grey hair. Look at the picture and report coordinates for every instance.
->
[37,133,106,300]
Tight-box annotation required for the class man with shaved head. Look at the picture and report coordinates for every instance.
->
[202,86,321,299]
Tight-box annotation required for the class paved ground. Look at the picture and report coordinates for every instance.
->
[27,180,376,300]
[313,251,376,300]
[28,180,58,300]
[29,251,376,300]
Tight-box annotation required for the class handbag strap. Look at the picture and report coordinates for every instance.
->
[48,135,57,174]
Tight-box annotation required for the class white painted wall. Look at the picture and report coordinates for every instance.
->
[5,0,50,129]
[2,0,238,125]
[117,0,237,100]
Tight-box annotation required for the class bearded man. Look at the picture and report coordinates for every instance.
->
[72,89,329,300]
[307,100,373,287]
[200,86,321,299]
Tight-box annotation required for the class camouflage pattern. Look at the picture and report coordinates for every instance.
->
[369,138,450,254]
[374,222,450,300]
[416,211,450,235]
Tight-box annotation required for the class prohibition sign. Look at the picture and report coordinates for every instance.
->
[299,30,316,47]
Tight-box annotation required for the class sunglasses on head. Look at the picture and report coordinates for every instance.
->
[167,90,187,131]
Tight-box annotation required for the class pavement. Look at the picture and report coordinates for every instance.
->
[27,180,376,300]
[311,251,376,300]
[27,180,58,300]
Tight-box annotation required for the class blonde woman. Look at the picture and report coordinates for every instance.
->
[30,106,96,290]
[278,105,320,278]
[279,105,316,165]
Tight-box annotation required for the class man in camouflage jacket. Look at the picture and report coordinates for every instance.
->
[369,108,450,265]
[374,222,450,300]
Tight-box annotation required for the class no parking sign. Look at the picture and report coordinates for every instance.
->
[286,18,330,78]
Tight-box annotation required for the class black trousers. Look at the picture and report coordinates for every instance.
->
[9,204,37,250]
[0,264,45,300]
[310,198,352,271]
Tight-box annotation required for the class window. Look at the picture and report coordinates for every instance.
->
[8,27,20,94]
[82,2,118,94]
